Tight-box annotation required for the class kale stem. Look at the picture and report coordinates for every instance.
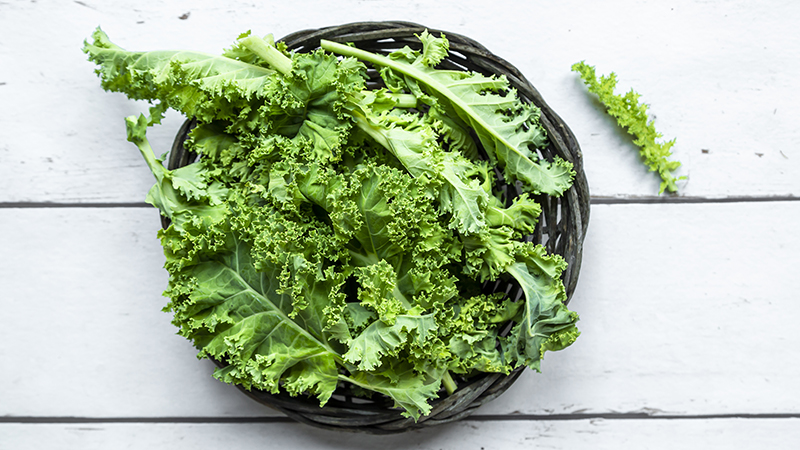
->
[442,370,457,395]
[392,93,417,108]
[125,115,166,183]
[347,248,381,266]
[241,35,292,76]
[350,111,390,149]
[392,285,413,310]
[242,37,418,111]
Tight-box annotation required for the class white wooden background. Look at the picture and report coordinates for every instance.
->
[2,0,799,448]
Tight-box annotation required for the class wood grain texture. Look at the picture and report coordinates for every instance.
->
[1,0,799,203]
[2,202,797,418]
[3,419,800,449]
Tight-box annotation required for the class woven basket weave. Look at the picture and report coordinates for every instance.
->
[163,21,590,434]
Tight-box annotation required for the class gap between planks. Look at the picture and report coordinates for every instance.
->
[0,195,798,209]
[4,413,800,424]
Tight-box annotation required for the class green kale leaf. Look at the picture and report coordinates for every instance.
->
[322,33,576,197]
[572,61,686,194]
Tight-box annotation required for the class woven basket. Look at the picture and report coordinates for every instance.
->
[163,21,590,434]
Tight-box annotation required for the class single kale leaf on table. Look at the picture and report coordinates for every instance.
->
[83,28,580,420]
[572,61,685,194]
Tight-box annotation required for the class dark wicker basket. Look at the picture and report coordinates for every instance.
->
[163,21,590,434]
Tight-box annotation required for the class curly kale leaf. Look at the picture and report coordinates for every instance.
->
[83,28,277,125]
[502,246,580,371]
[178,234,342,404]
[322,32,575,197]
[346,106,490,234]
[124,113,228,231]
[572,61,685,194]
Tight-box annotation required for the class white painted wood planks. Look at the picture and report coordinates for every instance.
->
[2,203,797,417]
[1,0,799,203]
[3,418,800,449]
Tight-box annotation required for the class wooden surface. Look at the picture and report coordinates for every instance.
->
[2,0,799,448]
